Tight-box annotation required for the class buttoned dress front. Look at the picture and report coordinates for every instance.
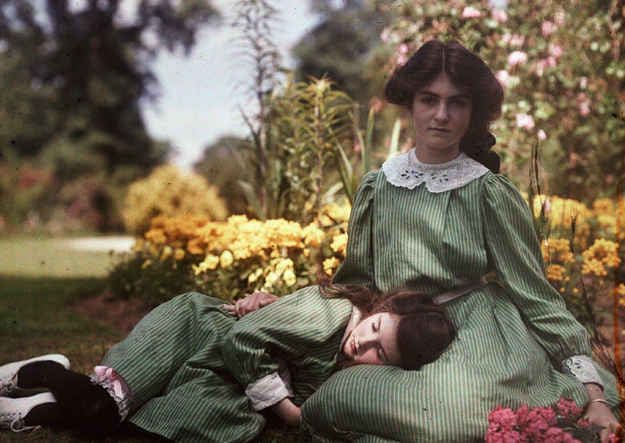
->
[300,151,619,442]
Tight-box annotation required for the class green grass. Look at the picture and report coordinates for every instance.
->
[0,275,148,442]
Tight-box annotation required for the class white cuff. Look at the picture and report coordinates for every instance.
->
[561,355,604,390]
[245,370,294,411]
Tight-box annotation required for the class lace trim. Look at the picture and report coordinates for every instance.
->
[381,150,489,192]
[561,355,604,390]
[245,361,294,411]
[89,366,132,421]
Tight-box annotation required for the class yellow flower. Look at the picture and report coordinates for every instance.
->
[174,248,185,261]
[248,268,263,284]
[202,254,220,271]
[145,228,166,245]
[546,264,568,282]
[593,198,615,215]
[582,239,620,275]
[323,257,341,276]
[541,238,574,264]
[330,233,348,255]
[160,245,173,260]
[616,284,625,307]
[265,271,280,286]
[582,258,607,277]
[283,269,296,286]
[187,238,206,255]
[303,224,325,248]
[275,258,294,275]
[220,250,234,268]
[141,259,152,269]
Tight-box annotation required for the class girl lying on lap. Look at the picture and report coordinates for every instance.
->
[0,284,455,442]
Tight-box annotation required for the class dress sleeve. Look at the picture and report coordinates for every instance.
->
[332,170,378,286]
[481,174,602,383]
[220,285,352,410]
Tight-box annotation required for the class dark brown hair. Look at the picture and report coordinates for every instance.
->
[384,38,504,172]
[320,283,456,370]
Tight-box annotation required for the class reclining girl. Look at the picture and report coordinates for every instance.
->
[0,283,455,442]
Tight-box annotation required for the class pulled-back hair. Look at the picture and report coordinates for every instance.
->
[320,283,456,370]
[384,38,504,173]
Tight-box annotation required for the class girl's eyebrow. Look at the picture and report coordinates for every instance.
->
[418,90,471,100]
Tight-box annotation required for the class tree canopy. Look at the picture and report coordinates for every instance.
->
[0,0,219,173]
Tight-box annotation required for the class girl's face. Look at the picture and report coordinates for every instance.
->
[342,313,401,366]
[411,72,472,163]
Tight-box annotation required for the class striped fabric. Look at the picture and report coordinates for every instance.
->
[301,170,619,442]
[100,288,353,442]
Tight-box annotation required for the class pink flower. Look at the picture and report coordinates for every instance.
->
[486,430,522,443]
[496,70,510,87]
[535,57,557,76]
[577,92,591,116]
[537,129,547,140]
[510,34,525,47]
[543,426,582,442]
[541,20,558,37]
[523,407,557,439]
[516,113,535,130]
[395,43,409,66]
[492,8,507,23]
[380,28,391,43]
[555,398,582,419]
[488,406,518,431]
[508,51,528,67]
[549,43,564,59]
[462,6,482,18]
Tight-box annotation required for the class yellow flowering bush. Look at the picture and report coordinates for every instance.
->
[530,194,624,335]
[109,202,351,304]
[122,165,228,234]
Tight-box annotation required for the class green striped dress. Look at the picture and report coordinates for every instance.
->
[300,165,619,442]
[100,286,353,443]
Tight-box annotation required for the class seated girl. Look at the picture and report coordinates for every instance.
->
[0,284,455,442]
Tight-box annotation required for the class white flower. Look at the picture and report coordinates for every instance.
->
[507,51,528,67]
[541,20,557,37]
[538,129,547,140]
[549,43,563,59]
[491,8,507,23]
[516,113,535,130]
[496,70,510,87]
[462,6,482,18]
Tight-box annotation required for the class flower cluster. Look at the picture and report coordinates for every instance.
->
[541,238,575,265]
[486,398,606,443]
[582,239,621,278]
[125,202,351,302]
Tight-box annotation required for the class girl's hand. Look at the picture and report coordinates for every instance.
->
[584,401,622,443]
[222,290,279,318]
[270,398,301,427]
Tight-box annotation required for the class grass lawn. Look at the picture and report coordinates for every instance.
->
[0,236,296,442]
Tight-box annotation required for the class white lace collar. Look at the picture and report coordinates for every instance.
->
[381,150,489,193]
